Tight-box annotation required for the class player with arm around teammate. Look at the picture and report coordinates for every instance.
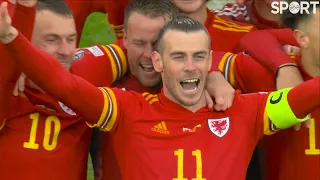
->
[0,4,319,179]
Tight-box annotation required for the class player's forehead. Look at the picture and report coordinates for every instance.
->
[127,13,168,43]
[163,30,209,54]
[127,12,168,33]
[34,10,76,38]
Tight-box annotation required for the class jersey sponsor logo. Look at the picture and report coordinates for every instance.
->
[87,46,104,57]
[208,117,230,137]
[151,121,170,134]
[182,124,201,133]
[269,92,283,104]
[73,50,85,61]
[58,101,76,115]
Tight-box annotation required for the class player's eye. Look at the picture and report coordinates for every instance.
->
[172,56,184,60]
[46,39,57,44]
[133,42,145,47]
[67,38,76,44]
[194,55,205,60]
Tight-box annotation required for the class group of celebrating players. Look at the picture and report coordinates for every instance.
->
[0,0,319,180]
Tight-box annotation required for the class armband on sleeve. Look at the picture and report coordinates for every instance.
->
[266,88,310,129]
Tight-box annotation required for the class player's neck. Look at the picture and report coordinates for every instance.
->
[184,5,208,25]
[163,88,206,113]
[254,0,280,22]
[301,51,320,77]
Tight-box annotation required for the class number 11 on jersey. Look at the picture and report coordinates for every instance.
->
[173,149,206,180]
[305,118,320,155]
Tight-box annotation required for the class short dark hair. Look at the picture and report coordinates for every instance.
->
[154,15,211,53]
[124,0,179,29]
[281,0,319,29]
[37,0,73,17]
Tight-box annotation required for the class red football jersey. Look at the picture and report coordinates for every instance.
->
[239,28,300,73]
[212,0,284,29]
[70,41,130,180]
[101,75,161,180]
[266,55,320,180]
[216,52,320,180]
[0,1,35,126]
[205,9,256,53]
[0,40,127,180]
[71,43,128,87]
[93,88,274,180]
[71,40,160,180]
[0,88,92,180]
[5,34,319,180]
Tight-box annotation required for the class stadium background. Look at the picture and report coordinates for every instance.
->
[81,1,233,179]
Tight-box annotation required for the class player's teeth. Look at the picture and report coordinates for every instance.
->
[180,79,199,91]
[182,79,198,83]
[141,65,155,72]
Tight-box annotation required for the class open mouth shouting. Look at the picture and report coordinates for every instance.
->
[140,64,155,73]
[180,78,200,93]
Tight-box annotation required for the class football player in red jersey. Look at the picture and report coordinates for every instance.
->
[0,1,127,180]
[213,0,283,29]
[172,0,257,53]
[3,1,233,180]
[72,1,236,179]
[1,8,320,179]
[234,2,320,180]
[171,0,302,91]
[0,0,35,128]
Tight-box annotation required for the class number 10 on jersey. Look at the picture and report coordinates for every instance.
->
[23,113,61,151]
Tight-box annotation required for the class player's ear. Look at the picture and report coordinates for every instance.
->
[293,29,309,49]
[207,50,212,71]
[151,51,163,72]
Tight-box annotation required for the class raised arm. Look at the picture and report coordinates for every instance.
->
[0,0,35,125]
[239,29,304,89]
[240,28,299,73]
[71,42,128,87]
[3,31,115,127]
[246,76,320,143]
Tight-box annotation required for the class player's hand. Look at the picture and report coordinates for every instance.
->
[283,45,300,54]
[17,0,37,7]
[204,89,214,109]
[13,73,26,96]
[0,2,11,37]
[206,71,235,111]
[0,1,17,44]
